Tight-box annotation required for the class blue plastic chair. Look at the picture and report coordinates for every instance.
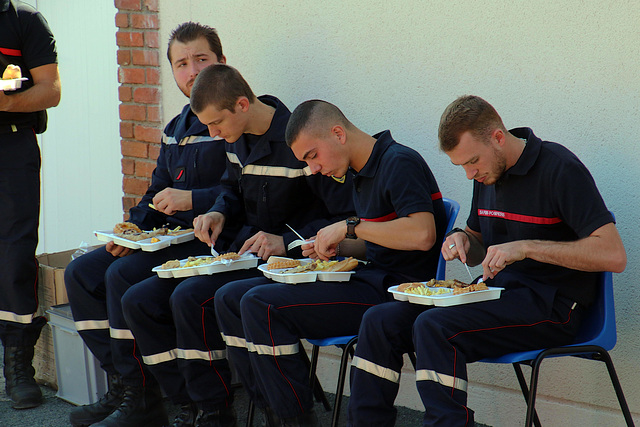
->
[307,197,460,427]
[479,271,634,427]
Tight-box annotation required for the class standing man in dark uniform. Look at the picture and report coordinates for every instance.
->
[0,0,61,410]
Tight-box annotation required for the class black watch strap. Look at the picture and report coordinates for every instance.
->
[345,216,360,239]
[445,227,469,238]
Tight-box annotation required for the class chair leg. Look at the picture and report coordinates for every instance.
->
[598,351,635,426]
[512,363,542,427]
[331,337,358,427]
[246,400,255,427]
[301,344,331,411]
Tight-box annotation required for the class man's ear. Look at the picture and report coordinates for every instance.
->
[493,128,506,147]
[237,97,250,112]
[218,55,227,65]
[332,125,346,144]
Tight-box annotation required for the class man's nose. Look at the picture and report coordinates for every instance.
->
[208,126,220,138]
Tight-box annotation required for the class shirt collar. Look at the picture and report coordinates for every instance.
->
[502,127,541,177]
[1,0,11,13]
[353,130,394,178]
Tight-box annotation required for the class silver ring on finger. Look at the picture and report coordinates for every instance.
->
[448,243,456,250]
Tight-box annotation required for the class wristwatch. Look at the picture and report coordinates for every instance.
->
[345,216,361,239]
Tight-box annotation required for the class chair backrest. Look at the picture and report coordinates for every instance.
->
[436,198,460,280]
[573,270,616,350]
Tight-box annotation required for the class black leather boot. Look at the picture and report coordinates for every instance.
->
[91,383,168,427]
[3,344,43,409]
[170,402,198,427]
[69,373,124,426]
[194,406,237,427]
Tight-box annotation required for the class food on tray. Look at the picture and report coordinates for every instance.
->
[282,257,358,274]
[266,259,302,270]
[397,279,488,296]
[183,256,214,267]
[161,259,181,269]
[452,282,488,295]
[150,237,160,243]
[212,252,240,262]
[2,64,21,80]
[166,226,194,236]
[113,222,142,234]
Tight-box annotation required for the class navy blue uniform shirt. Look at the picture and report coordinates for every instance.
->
[128,104,228,232]
[467,127,614,307]
[353,130,447,281]
[210,95,355,256]
[0,0,57,128]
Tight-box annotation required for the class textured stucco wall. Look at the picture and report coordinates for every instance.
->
[159,1,639,425]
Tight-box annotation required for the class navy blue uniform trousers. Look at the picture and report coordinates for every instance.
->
[64,239,210,385]
[348,287,585,427]
[214,267,397,419]
[0,128,45,347]
[122,268,260,406]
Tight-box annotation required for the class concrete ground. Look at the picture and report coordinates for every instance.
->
[0,344,491,426]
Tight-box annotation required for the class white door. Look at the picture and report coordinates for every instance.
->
[26,1,123,254]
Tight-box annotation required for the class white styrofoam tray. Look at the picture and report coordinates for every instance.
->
[388,284,503,307]
[0,77,27,91]
[152,253,259,278]
[94,230,194,252]
[258,261,355,284]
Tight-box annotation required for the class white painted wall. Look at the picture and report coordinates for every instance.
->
[159,1,640,425]
[31,0,122,254]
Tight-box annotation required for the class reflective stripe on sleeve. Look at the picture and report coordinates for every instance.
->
[220,332,247,349]
[351,356,400,383]
[177,348,226,361]
[415,369,468,393]
[75,319,110,331]
[226,152,311,177]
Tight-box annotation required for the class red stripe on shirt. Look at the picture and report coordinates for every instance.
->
[0,47,22,57]
[477,209,562,225]
[361,193,443,222]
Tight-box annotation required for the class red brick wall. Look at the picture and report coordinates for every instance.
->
[115,0,161,218]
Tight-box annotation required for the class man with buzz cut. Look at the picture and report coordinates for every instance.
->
[214,99,448,426]
[64,22,235,427]
[347,95,626,427]
[121,66,355,427]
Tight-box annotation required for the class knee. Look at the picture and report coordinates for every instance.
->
[169,281,196,314]
[121,284,145,318]
[214,281,246,314]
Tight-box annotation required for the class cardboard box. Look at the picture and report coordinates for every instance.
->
[33,249,77,388]
[47,304,107,405]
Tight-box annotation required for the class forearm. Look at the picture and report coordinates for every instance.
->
[355,212,436,251]
[0,64,61,112]
[522,225,626,273]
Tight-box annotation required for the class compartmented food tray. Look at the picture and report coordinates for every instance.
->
[258,262,355,284]
[388,284,503,307]
[94,230,194,252]
[152,254,259,278]
[0,78,28,91]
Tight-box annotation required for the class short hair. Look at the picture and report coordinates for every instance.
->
[190,64,256,114]
[438,95,506,152]
[285,100,353,147]
[167,22,224,63]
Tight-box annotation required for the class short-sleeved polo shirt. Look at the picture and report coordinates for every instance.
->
[353,130,447,281]
[1,0,57,127]
[467,127,614,306]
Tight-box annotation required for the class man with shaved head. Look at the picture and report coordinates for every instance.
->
[215,99,448,425]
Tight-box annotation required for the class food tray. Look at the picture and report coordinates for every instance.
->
[258,261,355,284]
[94,230,194,252]
[388,284,503,307]
[0,78,28,91]
[152,253,259,278]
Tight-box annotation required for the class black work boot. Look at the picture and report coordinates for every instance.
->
[194,406,237,427]
[3,344,43,409]
[91,383,168,427]
[69,373,124,426]
[170,402,198,427]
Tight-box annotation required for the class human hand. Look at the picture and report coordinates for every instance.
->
[481,241,527,280]
[152,188,192,215]
[442,231,471,264]
[301,237,319,259]
[239,231,286,260]
[193,212,225,246]
[105,241,134,257]
[314,222,346,260]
